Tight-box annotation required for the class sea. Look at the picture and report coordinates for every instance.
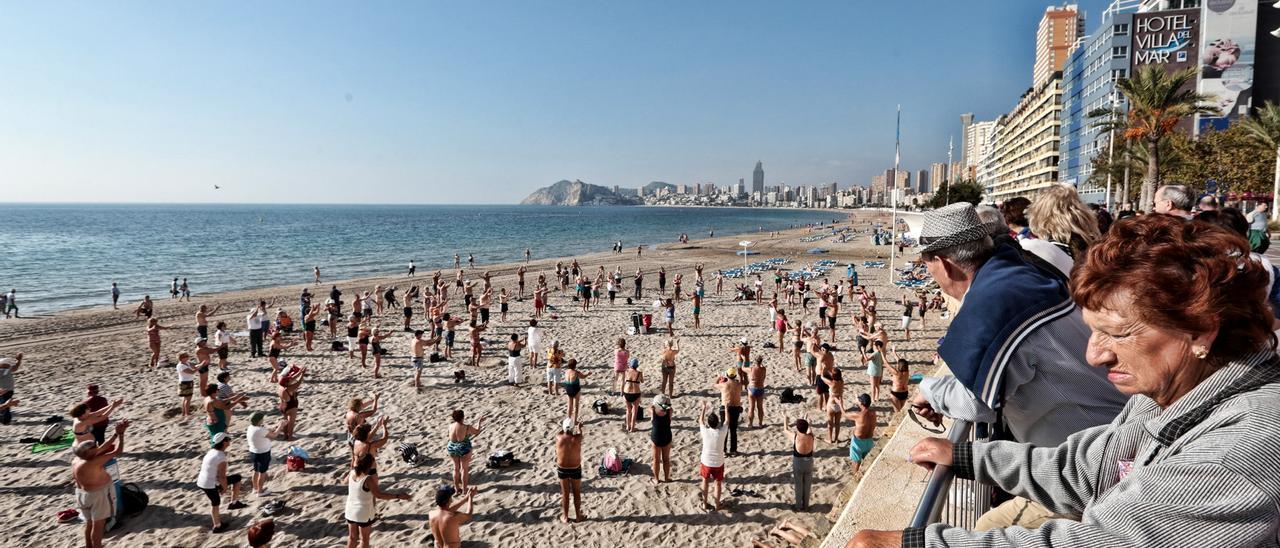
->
[0,204,842,316]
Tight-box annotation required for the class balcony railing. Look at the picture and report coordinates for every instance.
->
[908,420,992,530]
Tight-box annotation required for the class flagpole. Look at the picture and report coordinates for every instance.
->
[890,105,901,277]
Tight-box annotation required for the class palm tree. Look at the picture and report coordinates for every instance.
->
[1239,101,1280,221]
[1114,65,1220,211]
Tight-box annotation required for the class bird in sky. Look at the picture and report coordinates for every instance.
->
[213,185,221,190]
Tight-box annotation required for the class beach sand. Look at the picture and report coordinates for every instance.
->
[0,209,946,547]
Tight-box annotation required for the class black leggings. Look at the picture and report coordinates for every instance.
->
[722,405,742,454]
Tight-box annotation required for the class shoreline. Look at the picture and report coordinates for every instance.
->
[1,205,848,319]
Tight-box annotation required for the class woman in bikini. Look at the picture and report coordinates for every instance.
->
[774,308,789,352]
[70,398,124,444]
[356,319,374,368]
[791,320,805,373]
[562,360,589,422]
[145,317,173,368]
[369,324,393,379]
[823,368,845,443]
[447,410,485,492]
[277,363,305,440]
[658,339,679,396]
[267,330,294,383]
[303,305,321,351]
[621,359,644,433]
[351,416,390,467]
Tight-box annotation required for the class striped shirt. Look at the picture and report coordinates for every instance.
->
[919,307,1128,447]
[905,349,1280,547]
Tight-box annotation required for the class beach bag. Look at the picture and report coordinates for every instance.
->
[487,450,516,468]
[453,370,467,383]
[330,340,346,352]
[119,483,148,516]
[601,448,622,473]
[40,422,65,444]
[397,442,423,465]
[429,352,444,363]
[592,399,609,415]
[286,445,309,471]
[780,388,804,404]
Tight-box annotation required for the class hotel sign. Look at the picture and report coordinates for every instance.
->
[1131,9,1200,70]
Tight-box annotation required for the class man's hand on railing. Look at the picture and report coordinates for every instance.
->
[908,437,954,472]
[847,529,902,548]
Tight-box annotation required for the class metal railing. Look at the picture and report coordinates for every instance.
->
[908,420,992,530]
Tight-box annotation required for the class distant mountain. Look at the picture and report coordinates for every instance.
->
[519,180,642,206]
[642,181,675,195]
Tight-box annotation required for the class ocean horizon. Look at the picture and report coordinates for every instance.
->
[0,203,842,315]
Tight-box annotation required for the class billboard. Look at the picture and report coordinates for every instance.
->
[1131,9,1200,71]
[1251,0,1280,112]
[1132,9,1201,132]
[1198,0,1260,132]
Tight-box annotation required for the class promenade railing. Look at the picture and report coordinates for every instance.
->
[908,419,991,530]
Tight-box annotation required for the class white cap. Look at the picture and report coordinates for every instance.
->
[561,417,575,432]
[739,337,749,345]
[211,432,228,446]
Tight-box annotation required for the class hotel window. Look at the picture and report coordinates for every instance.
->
[1112,69,1126,81]
[1112,46,1127,59]
[1114,24,1129,36]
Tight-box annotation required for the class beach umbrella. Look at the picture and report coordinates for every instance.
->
[739,240,753,270]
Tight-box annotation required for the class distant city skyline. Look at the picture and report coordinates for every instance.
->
[1,1,1114,204]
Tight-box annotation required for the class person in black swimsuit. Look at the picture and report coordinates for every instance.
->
[621,359,644,433]
[561,360,588,422]
[650,394,673,484]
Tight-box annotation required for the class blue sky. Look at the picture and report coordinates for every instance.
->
[1,1,1111,204]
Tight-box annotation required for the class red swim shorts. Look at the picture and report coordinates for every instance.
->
[700,464,724,481]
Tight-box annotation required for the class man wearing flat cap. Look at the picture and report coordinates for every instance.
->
[911,202,1127,528]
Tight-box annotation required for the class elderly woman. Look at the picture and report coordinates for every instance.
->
[850,215,1280,547]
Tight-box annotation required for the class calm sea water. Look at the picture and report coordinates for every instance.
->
[0,204,840,315]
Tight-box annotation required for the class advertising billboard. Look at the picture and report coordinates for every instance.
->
[1131,8,1200,72]
[1252,1,1280,110]
[1131,9,1200,132]
[1198,0,1260,132]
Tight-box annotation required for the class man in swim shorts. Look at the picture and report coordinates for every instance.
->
[72,420,129,548]
[555,418,585,522]
[843,393,877,474]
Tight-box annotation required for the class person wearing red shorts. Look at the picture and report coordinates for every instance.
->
[698,401,729,511]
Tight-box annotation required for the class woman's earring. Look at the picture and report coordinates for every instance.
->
[1191,345,1209,360]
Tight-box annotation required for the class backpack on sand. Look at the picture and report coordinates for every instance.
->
[40,422,66,444]
[119,483,148,517]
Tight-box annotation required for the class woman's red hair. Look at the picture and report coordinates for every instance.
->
[1070,214,1274,360]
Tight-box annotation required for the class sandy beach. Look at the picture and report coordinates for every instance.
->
[0,209,946,548]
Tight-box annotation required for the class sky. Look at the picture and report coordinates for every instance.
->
[0,0,1113,204]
